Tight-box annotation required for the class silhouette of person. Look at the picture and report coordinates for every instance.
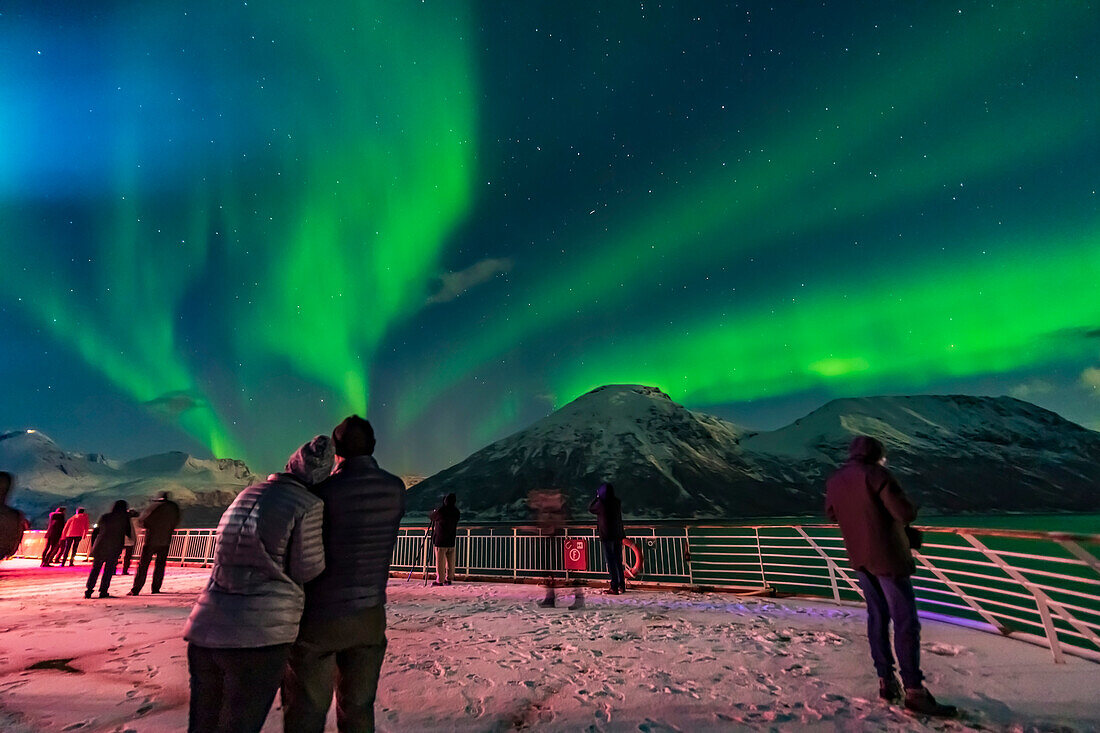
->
[282,415,406,733]
[826,435,956,717]
[429,493,460,586]
[529,489,584,610]
[85,500,133,598]
[60,507,90,566]
[41,506,67,566]
[0,472,29,560]
[589,482,626,594]
[184,436,329,733]
[129,491,181,595]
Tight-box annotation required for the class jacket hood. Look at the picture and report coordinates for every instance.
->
[847,435,885,464]
[443,493,457,507]
[286,434,336,485]
[111,500,129,513]
[597,483,616,501]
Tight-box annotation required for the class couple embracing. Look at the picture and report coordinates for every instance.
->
[183,415,406,733]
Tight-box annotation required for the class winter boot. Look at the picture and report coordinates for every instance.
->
[568,596,585,610]
[84,589,93,599]
[904,687,957,717]
[879,676,902,704]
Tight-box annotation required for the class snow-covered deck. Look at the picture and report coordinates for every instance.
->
[1,559,1097,732]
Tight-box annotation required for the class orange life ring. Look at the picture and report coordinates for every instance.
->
[622,538,643,579]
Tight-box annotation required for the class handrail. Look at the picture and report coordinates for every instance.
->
[10,521,1099,664]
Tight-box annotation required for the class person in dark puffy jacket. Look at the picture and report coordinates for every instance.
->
[85,500,132,598]
[183,435,330,733]
[589,482,626,594]
[282,415,405,733]
[429,493,460,586]
[826,435,956,717]
[41,506,67,566]
[129,491,181,595]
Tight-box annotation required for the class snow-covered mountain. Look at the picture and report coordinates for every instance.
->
[0,430,260,527]
[406,385,1100,520]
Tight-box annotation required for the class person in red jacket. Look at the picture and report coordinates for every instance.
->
[826,435,956,717]
[59,507,90,566]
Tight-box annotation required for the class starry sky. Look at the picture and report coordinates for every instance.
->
[2,2,1098,477]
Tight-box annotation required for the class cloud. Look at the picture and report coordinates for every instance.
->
[428,258,512,304]
[1008,380,1054,400]
[143,391,206,418]
[1080,366,1100,392]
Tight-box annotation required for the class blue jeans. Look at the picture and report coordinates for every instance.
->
[855,570,923,689]
[602,539,625,592]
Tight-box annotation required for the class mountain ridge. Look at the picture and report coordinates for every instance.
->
[405,385,1100,519]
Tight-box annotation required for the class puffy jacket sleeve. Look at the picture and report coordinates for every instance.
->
[287,500,325,585]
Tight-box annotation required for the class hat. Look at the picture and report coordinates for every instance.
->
[286,434,336,484]
[332,415,376,457]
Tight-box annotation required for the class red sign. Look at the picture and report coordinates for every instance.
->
[563,539,587,571]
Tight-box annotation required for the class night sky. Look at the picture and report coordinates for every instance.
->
[2,2,1098,476]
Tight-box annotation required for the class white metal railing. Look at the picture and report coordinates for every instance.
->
[11,522,1099,663]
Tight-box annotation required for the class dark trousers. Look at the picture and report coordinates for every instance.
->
[602,539,626,592]
[122,545,135,574]
[856,570,924,689]
[282,606,388,733]
[60,537,81,565]
[86,552,122,595]
[188,642,291,733]
[41,537,63,565]
[131,543,169,593]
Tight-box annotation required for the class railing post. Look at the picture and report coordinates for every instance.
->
[512,528,518,580]
[684,527,694,587]
[1035,596,1066,664]
[754,526,767,587]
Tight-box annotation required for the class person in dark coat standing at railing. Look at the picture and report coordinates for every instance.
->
[85,500,132,598]
[184,435,330,733]
[41,506,67,566]
[129,491,181,595]
[589,482,626,595]
[282,415,406,733]
[826,435,956,717]
[429,493,460,586]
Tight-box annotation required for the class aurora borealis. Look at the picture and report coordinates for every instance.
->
[2,2,1098,475]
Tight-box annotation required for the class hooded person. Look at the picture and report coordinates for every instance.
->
[0,472,29,561]
[41,505,67,566]
[282,415,406,733]
[60,507,91,566]
[129,490,182,595]
[85,500,133,598]
[183,435,330,733]
[826,435,956,717]
[429,493,461,586]
[589,482,626,594]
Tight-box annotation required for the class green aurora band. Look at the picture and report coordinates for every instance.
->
[394,2,1098,427]
[1,2,476,463]
[553,221,1100,406]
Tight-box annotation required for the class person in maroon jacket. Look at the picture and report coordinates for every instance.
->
[826,435,956,717]
[41,506,67,566]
